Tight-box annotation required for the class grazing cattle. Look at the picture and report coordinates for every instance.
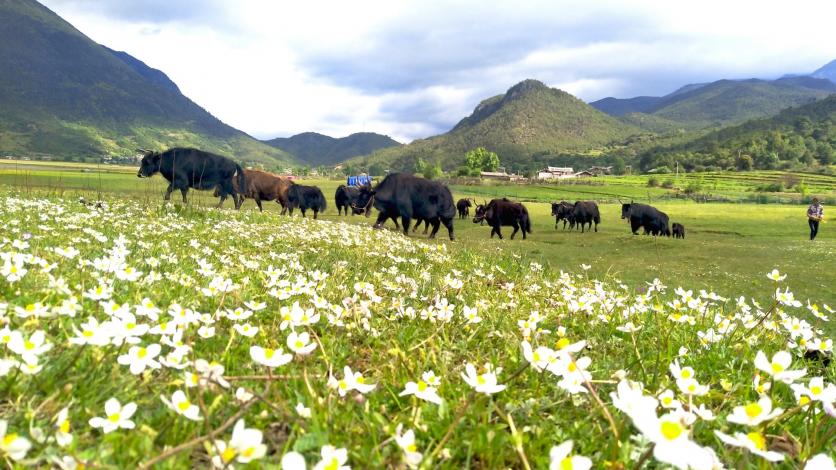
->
[286,184,327,219]
[621,202,670,236]
[214,169,291,212]
[570,201,601,233]
[472,198,532,240]
[672,222,686,239]
[137,147,245,209]
[335,185,360,216]
[351,173,455,240]
[551,201,576,230]
[456,198,473,219]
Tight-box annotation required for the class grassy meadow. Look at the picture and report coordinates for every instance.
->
[2,160,832,307]
[0,161,834,469]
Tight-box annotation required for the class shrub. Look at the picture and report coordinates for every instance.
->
[647,177,659,187]
[661,179,675,189]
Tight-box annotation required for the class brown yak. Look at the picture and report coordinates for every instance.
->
[215,169,292,212]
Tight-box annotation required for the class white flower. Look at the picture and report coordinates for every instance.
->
[658,390,682,409]
[611,380,658,423]
[715,430,784,462]
[676,378,709,397]
[88,398,136,433]
[8,330,53,363]
[54,407,73,447]
[287,331,317,355]
[395,425,422,468]
[727,396,783,426]
[669,360,696,381]
[754,350,806,384]
[235,387,254,403]
[116,344,162,375]
[616,322,641,333]
[775,288,802,308]
[0,419,31,461]
[233,323,259,337]
[161,390,202,421]
[805,453,835,470]
[212,419,267,467]
[633,411,716,470]
[549,440,592,470]
[463,306,481,324]
[295,402,312,418]
[83,283,112,301]
[399,379,443,405]
[328,366,376,396]
[461,363,505,395]
[14,302,51,319]
[313,445,350,470]
[766,269,786,281]
[281,451,307,470]
[249,345,293,368]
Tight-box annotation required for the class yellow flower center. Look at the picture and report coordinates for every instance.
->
[24,340,35,350]
[25,304,35,312]
[660,421,683,440]
[177,400,191,411]
[560,457,574,470]
[264,348,275,359]
[127,323,136,330]
[107,413,121,423]
[417,381,428,392]
[1,335,9,343]
[137,348,147,359]
[338,380,347,390]
[242,446,255,458]
[811,386,822,396]
[406,443,418,453]
[476,375,487,385]
[771,363,784,374]
[681,369,691,379]
[744,403,762,418]
[532,351,541,362]
[662,397,672,405]
[799,396,811,406]
[295,340,304,349]
[356,376,366,385]
[3,433,18,446]
[59,420,70,434]
[568,362,577,373]
[688,384,697,393]
[325,458,340,470]
[556,338,570,349]
[747,432,766,450]
[221,447,237,463]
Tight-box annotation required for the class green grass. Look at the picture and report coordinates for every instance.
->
[1,164,834,307]
[0,188,832,469]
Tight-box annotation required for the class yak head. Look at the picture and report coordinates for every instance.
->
[472,203,491,224]
[620,203,632,219]
[137,150,161,178]
[351,184,375,217]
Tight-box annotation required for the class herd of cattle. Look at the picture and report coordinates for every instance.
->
[137,148,686,241]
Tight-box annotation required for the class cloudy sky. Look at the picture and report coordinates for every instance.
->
[41,0,836,142]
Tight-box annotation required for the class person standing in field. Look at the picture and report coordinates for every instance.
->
[807,197,823,240]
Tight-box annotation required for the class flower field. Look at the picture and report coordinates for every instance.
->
[0,193,833,469]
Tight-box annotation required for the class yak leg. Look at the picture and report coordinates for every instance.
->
[401,216,411,236]
[164,184,174,201]
[495,225,503,239]
[313,209,319,220]
[255,198,263,212]
[428,219,441,239]
[442,218,455,240]
[631,219,641,235]
[511,222,520,239]
[300,208,307,218]
[412,219,422,232]
[373,212,389,230]
[180,188,189,204]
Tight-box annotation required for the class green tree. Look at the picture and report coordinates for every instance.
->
[368,163,386,176]
[735,154,754,171]
[464,147,500,175]
[422,163,442,180]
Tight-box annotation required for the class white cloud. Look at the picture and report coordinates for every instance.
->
[40,0,836,142]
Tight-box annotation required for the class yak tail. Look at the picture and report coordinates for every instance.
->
[235,164,246,193]
[594,214,601,225]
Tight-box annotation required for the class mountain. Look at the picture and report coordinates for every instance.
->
[591,77,836,129]
[637,94,836,172]
[0,0,295,166]
[264,132,401,166]
[811,59,836,83]
[353,79,640,172]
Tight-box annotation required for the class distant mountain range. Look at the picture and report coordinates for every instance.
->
[811,59,836,83]
[264,132,401,166]
[0,0,295,165]
[591,77,836,129]
[354,79,639,171]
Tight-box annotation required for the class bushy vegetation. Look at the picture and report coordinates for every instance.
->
[639,96,835,172]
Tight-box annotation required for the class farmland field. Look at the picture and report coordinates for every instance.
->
[0,162,834,468]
